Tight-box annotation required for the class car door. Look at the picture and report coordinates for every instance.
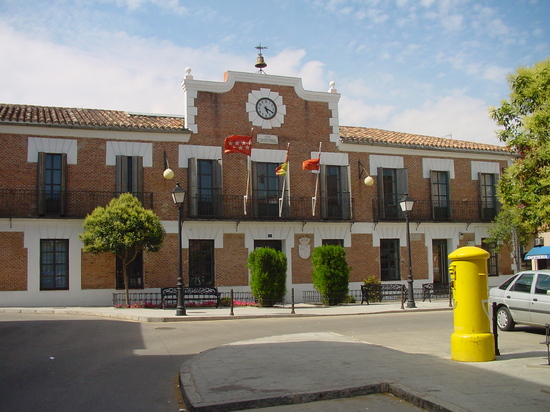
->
[504,273,535,324]
[530,273,550,325]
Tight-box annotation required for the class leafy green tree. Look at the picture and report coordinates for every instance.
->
[247,247,287,307]
[80,193,165,306]
[311,245,350,306]
[490,58,550,234]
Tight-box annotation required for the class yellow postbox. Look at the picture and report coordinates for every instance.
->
[449,246,495,362]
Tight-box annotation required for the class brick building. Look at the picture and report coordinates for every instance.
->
[0,68,515,307]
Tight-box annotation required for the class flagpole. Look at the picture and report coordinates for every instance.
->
[312,142,322,216]
[278,143,290,217]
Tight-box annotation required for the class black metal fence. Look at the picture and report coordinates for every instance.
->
[0,189,154,219]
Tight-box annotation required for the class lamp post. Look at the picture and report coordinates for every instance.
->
[172,182,187,316]
[400,195,416,309]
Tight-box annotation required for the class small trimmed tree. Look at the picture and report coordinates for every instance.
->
[247,247,287,307]
[79,193,165,307]
[311,245,350,306]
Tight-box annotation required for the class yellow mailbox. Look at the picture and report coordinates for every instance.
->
[449,246,495,362]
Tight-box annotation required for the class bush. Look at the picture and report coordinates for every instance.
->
[311,245,350,305]
[363,276,382,303]
[247,247,287,307]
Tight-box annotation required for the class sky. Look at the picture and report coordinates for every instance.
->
[0,0,548,146]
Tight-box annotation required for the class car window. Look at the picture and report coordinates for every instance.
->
[534,274,550,295]
[499,274,518,290]
[510,273,534,293]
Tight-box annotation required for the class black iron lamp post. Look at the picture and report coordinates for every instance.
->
[400,195,416,309]
[172,182,187,316]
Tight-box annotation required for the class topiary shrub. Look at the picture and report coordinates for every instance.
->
[311,245,350,306]
[362,275,382,303]
[247,247,287,307]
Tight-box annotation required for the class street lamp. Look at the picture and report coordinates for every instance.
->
[172,182,187,316]
[400,195,416,309]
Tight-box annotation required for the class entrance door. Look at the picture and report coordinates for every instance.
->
[432,240,449,284]
[254,240,282,252]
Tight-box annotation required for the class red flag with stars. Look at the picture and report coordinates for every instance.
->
[224,134,252,156]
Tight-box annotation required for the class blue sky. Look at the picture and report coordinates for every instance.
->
[0,0,548,145]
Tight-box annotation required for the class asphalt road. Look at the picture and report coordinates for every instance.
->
[0,311,546,411]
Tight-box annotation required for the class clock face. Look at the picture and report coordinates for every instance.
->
[255,98,277,119]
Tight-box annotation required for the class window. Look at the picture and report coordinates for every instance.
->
[40,239,69,290]
[380,239,400,281]
[377,168,408,219]
[115,156,143,198]
[534,274,550,295]
[252,162,287,218]
[320,165,351,219]
[431,171,451,220]
[116,252,143,289]
[322,239,344,247]
[481,240,498,276]
[189,240,215,286]
[511,273,534,293]
[479,173,498,221]
[188,158,222,217]
[38,153,67,215]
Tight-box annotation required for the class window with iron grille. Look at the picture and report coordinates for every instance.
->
[115,155,143,200]
[40,239,69,290]
[252,162,286,218]
[479,173,498,221]
[377,168,408,219]
[189,240,215,287]
[380,239,400,281]
[116,252,143,289]
[481,239,499,276]
[321,165,351,219]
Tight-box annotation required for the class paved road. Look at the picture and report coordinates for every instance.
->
[0,310,546,411]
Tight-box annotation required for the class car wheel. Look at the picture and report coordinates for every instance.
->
[496,306,515,331]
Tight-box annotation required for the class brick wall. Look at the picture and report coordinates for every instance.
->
[0,232,27,291]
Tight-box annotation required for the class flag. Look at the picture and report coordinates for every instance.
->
[224,134,252,156]
[302,157,320,171]
[276,145,289,176]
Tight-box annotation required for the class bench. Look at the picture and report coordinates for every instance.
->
[161,287,221,309]
[361,284,406,309]
[422,283,451,302]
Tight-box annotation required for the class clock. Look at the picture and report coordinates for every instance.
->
[246,89,286,129]
[256,97,277,119]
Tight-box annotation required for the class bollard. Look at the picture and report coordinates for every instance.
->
[291,288,295,314]
[449,246,495,362]
[230,289,234,316]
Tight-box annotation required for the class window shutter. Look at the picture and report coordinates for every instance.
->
[188,157,198,216]
[60,153,67,215]
[377,167,385,219]
[341,165,351,219]
[115,155,127,195]
[37,152,46,215]
[396,168,408,219]
[320,164,327,218]
[212,159,223,216]
[131,156,143,196]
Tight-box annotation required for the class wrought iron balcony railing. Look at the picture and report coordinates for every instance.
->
[0,189,153,219]
[186,194,353,221]
[372,198,499,223]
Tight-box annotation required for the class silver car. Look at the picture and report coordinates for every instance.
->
[489,270,550,331]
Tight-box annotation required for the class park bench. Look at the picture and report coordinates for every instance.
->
[422,282,451,302]
[361,283,406,309]
[161,286,221,309]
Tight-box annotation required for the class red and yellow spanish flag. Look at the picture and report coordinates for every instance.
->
[276,144,289,176]
[302,157,320,171]
[224,134,252,156]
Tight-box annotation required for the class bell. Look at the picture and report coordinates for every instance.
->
[255,55,267,69]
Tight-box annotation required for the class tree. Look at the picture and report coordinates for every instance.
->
[490,58,550,234]
[80,193,165,306]
[311,245,350,306]
[247,247,287,307]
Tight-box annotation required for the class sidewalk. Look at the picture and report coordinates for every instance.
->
[0,299,451,322]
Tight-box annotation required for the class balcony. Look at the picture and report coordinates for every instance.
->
[372,198,499,223]
[0,189,153,219]
[186,194,353,221]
